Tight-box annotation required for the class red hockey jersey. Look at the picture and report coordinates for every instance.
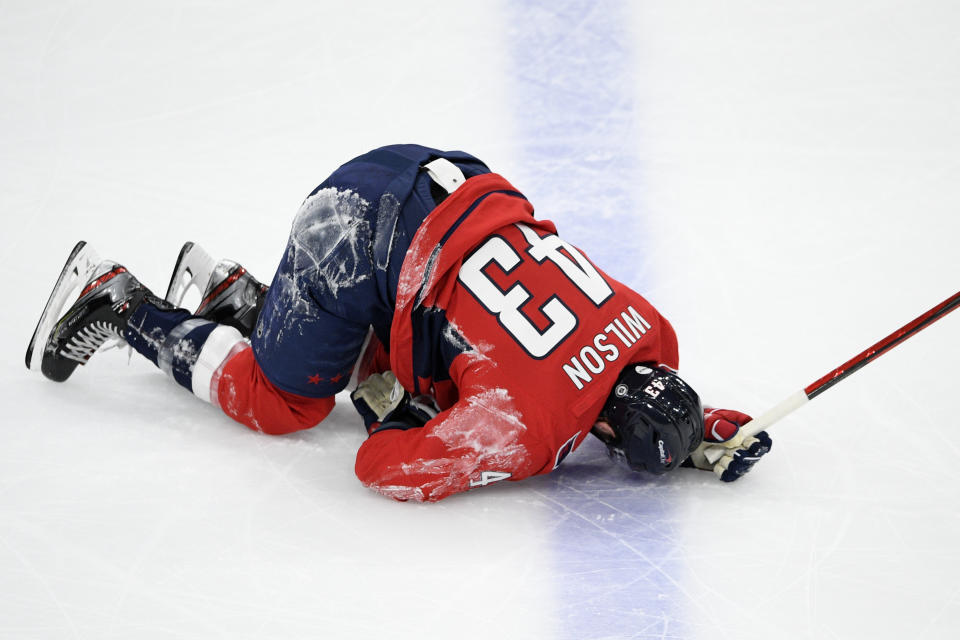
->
[354,173,680,501]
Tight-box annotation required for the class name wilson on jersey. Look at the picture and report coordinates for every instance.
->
[562,305,653,390]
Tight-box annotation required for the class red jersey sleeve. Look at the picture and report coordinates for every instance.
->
[354,383,552,502]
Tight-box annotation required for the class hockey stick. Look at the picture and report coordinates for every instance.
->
[703,289,960,465]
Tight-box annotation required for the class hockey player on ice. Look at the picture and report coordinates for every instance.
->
[26,144,771,502]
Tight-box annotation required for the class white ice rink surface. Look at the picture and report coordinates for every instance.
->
[2,2,959,638]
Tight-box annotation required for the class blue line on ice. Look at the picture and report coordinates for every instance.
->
[505,1,686,637]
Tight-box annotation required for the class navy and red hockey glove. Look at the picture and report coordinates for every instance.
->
[350,371,439,435]
[684,408,773,482]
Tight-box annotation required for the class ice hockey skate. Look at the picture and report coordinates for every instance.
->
[165,241,268,337]
[26,241,157,382]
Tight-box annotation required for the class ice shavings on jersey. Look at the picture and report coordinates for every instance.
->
[372,193,401,273]
[395,214,440,307]
[434,389,526,448]
[364,388,532,502]
[442,318,495,368]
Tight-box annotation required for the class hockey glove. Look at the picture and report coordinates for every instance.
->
[684,408,772,482]
[350,371,439,435]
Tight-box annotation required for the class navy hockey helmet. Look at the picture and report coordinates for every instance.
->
[595,364,704,474]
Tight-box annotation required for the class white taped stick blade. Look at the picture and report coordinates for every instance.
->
[26,241,102,372]
[164,241,217,308]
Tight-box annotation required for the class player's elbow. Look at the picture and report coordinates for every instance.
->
[353,449,426,501]
[354,438,480,503]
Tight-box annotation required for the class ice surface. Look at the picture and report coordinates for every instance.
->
[2,1,960,639]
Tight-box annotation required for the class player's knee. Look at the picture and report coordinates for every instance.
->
[218,386,332,435]
[214,344,334,435]
[248,406,321,436]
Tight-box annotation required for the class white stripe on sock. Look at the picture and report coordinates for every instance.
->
[191,325,246,402]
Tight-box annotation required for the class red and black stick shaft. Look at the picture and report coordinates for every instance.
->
[703,289,960,464]
[804,289,960,400]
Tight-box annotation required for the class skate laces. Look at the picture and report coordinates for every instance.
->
[62,321,123,363]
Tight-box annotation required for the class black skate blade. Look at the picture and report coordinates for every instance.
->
[25,241,99,373]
